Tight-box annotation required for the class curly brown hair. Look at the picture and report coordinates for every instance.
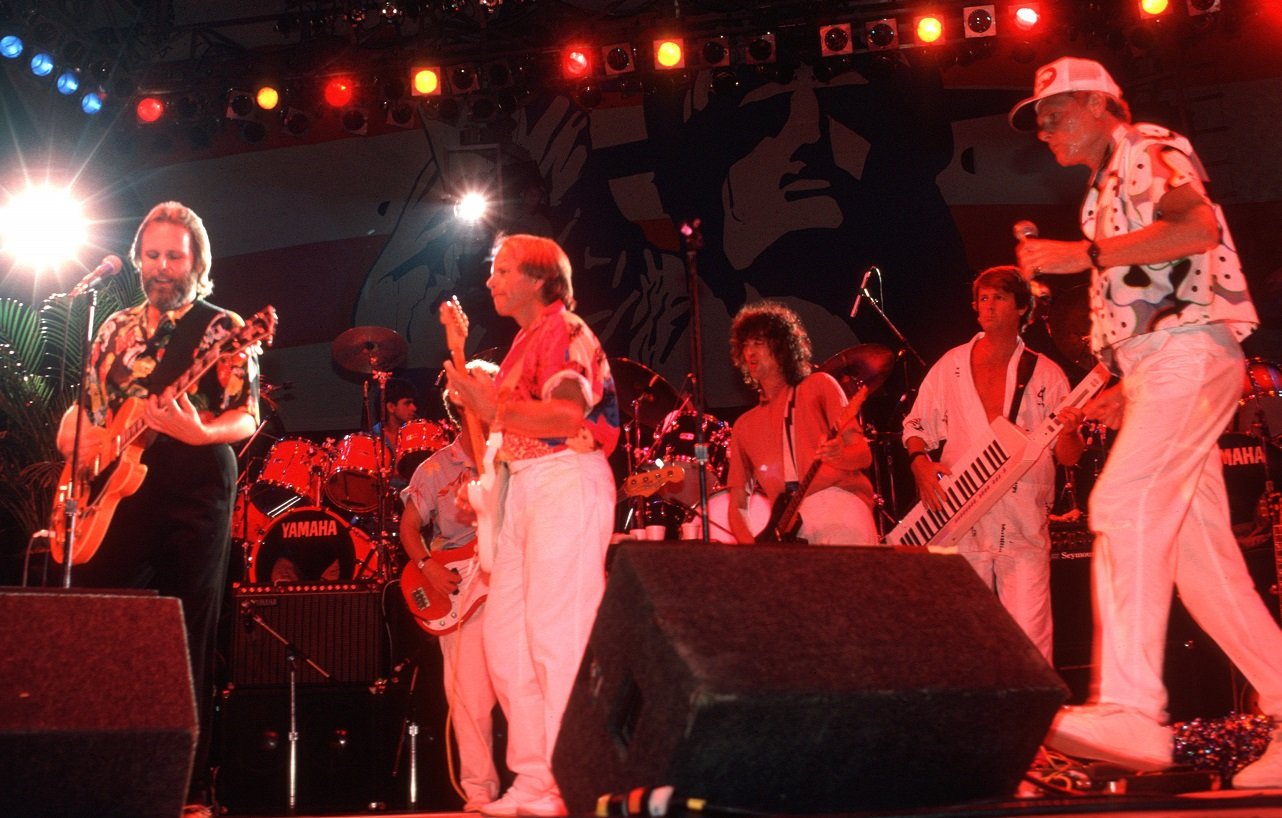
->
[730,301,812,388]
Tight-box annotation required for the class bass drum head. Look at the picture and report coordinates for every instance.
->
[249,506,376,585]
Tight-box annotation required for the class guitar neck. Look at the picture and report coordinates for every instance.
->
[452,347,491,476]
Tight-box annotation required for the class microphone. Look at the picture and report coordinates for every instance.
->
[1013,220,1039,241]
[849,265,878,318]
[66,255,124,298]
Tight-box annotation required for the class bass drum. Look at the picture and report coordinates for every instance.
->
[249,506,378,585]
[1219,433,1282,527]
[689,489,770,544]
[648,410,732,507]
[1230,358,1282,443]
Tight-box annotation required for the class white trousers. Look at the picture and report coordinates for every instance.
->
[440,589,500,806]
[1090,324,1282,722]
[483,449,614,801]
[798,486,877,545]
[960,543,1054,664]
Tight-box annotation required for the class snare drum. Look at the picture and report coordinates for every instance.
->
[648,410,731,507]
[249,506,378,584]
[249,438,329,516]
[324,433,389,513]
[689,489,770,543]
[397,419,452,480]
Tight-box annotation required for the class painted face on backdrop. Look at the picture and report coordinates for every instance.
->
[721,68,872,272]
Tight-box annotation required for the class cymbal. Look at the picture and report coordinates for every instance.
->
[610,357,678,428]
[818,343,897,397]
[332,326,408,374]
[1046,284,1095,371]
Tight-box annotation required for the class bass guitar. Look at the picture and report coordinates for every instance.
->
[51,306,277,565]
[439,297,503,572]
[400,540,486,636]
[756,383,870,543]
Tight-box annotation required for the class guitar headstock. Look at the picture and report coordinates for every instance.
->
[439,296,469,357]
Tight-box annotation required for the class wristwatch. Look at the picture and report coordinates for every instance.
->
[1087,241,1103,268]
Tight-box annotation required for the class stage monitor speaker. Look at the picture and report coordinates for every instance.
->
[230,583,386,685]
[0,589,197,818]
[553,544,1067,814]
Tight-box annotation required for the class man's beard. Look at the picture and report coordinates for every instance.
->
[146,278,196,312]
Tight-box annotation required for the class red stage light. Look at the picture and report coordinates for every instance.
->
[653,38,685,69]
[135,96,164,124]
[561,46,592,79]
[323,77,354,108]
[1012,4,1041,31]
[915,15,945,44]
[411,66,442,96]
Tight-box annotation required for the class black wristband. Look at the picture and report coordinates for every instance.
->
[908,451,930,464]
[1087,241,1103,268]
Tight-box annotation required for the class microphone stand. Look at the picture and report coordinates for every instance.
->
[850,286,926,538]
[681,219,712,542]
[61,287,100,588]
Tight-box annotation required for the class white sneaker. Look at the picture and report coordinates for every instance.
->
[480,792,566,818]
[1045,703,1173,772]
[1234,728,1282,789]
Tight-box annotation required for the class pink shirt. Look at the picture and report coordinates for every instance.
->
[497,301,620,461]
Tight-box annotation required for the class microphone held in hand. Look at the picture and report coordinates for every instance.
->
[65,254,124,298]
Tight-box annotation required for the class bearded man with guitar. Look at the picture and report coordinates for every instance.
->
[902,266,1084,664]
[399,359,500,812]
[54,201,263,813]
[725,301,876,545]
[443,234,618,818]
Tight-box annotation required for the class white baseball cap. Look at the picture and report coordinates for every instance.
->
[1008,57,1123,131]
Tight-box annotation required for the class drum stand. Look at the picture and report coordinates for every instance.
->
[238,600,335,815]
[364,368,399,584]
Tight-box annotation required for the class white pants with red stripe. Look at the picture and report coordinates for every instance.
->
[483,449,614,803]
[1090,323,1282,722]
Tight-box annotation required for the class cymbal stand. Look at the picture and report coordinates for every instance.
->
[368,368,397,583]
[621,399,650,530]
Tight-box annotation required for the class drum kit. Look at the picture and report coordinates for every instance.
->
[613,344,897,542]
[234,326,455,585]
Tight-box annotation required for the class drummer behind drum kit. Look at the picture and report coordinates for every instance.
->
[234,327,454,585]
[613,345,896,542]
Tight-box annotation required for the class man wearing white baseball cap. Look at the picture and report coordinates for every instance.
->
[1012,56,1282,787]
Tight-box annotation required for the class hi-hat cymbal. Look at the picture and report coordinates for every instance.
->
[818,343,897,397]
[610,357,678,428]
[332,326,408,374]
[1046,284,1095,371]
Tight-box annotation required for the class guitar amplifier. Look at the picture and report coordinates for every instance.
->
[230,583,388,686]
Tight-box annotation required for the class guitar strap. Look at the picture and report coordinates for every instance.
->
[782,387,799,487]
[139,299,220,394]
[1007,348,1038,425]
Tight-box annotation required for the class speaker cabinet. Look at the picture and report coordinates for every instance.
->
[230,583,387,685]
[553,544,1067,814]
[215,686,396,813]
[0,589,197,818]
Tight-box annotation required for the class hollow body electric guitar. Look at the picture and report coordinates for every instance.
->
[51,307,278,565]
[400,540,486,636]
[756,383,870,543]
[439,297,503,573]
